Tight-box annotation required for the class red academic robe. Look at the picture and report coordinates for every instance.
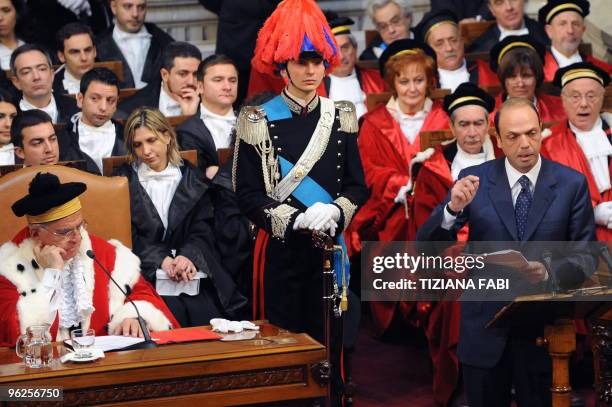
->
[492,92,567,124]
[476,59,500,87]
[0,229,179,346]
[541,120,612,242]
[543,51,612,82]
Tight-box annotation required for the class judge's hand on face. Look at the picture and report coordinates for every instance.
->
[449,175,480,213]
[111,318,143,337]
[33,242,66,270]
[178,87,201,116]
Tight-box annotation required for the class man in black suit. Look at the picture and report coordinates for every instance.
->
[117,41,201,119]
[417,97,596,406]
[468,0,550,53]
[10,44,78,124]
[95,0,174,89]
[60,68,126,175]
[53,22,96,95]
[360,0,413,61]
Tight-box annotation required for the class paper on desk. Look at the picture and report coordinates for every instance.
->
[65,335,144,352]
[483,250,530,269]
[155,269,207,296]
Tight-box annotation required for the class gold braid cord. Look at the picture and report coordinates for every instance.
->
[334,101,358,133]
[334,196,358,227]
[264,204,298,239]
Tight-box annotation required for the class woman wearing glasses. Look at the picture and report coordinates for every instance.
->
[115,107,245,327]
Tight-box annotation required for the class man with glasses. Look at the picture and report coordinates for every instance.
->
[360,0,413,60]
[468,0,549,53]
[542,61,612,241]
[0,172,179,346]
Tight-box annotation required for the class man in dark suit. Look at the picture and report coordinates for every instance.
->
[360,0,413,61]
[95,0,174,89]
[60,68,126,175]
[417,97,596,407]
[53,22,97,95]
[468,0,550,53]
[10,44,78,124]
[117,41,201,119]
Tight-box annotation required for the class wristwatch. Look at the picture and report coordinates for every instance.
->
[445,203,462,217]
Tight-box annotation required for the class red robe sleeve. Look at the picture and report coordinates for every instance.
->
[477,59,500,87]
[0,275,22,347]
[359,68,387,94]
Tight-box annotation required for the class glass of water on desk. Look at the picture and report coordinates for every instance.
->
[70,329,95,358]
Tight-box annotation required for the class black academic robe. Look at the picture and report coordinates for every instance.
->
[175,114,220,169]
[58,119,126,175]
[115,161,246,325]
[95,23,174,89]
[116,81,162,119]
[431,0,492,20]
[467,16,550,53]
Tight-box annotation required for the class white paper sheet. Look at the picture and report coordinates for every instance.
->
[65,335,145,352]
[155,269,207,296]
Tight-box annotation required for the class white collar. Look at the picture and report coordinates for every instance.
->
[0,142,13,152]
[438,60,469,92]
[498,23,529,40]
[387,96,433,121]
[112,24,151,40]
[200,103,235,121]
[505,155,542,190]
[137,161,182,180]
[330,69,358,81]
[438,59,468,76]
[62,68,81,95]
[20,96,58,123]
[159,84,182,117]
[0,142,14,165]
[550,46,582,68]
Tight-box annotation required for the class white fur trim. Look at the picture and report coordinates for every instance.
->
[409,147,436,178]
[107,239,141,319]
[541,128,552,139]
[17,290,54,334]
[602,113,612,128]
[108,300,173,333]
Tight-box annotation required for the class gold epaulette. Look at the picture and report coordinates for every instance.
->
[334,100,359,134]
[236,105,268,146]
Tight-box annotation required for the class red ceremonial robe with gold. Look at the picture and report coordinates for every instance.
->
[542,118,612,241]
[492,92,567,125]
[476,59,500,87]
[0,229,179,346]
[543,51,612,82]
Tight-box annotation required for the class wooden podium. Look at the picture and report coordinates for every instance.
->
[488,288,612,407]
[0,324,327,406]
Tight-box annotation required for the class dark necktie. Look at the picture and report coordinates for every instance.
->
[515,175,532,240]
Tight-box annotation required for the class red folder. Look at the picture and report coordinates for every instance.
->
[151,327,222,345]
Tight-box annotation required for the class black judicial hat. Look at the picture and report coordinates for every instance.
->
[415,9,459,44]
[379,39,437,76]
[553,61,611,88]
[324,10,355,36]
[489,35,546,72]
[538,0,590,25]
[443,82,496,115]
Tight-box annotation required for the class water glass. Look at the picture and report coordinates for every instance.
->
[70,329,95,358]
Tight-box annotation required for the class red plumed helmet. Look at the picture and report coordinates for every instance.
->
[252,0,341,76]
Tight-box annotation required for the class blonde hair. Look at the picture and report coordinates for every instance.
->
[123,107,183,167]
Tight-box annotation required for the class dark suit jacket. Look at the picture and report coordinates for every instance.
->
[54,94,80,124]
[416,157,596,368]
[58,120,126,175]
[175,115,220,170]
[114,161,247,315]
[95,23,174,89]
[467,16,550,53]
[116,81,161,119]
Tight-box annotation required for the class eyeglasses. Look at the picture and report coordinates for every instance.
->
[375,15,406,33]
[40,220,87,240]
[562,91,603,105]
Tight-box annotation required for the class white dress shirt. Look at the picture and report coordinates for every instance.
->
[0,143,15,165]
[328,70,367,118]
[62,68,81,95]
[498,24,529,41]
[77,117,117,173]
[137,163,182,232]
[450,137,495,181]
[112,25,152,89]
[570,117,612,193]
[20,97,59,123]
[0,39,24,70]
[438,60,470,92]
[550,46,583,69]
[387,97,433,145]
[158,85,182,118]
[200,103,236,149]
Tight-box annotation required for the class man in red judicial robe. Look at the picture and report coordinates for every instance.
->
[406,83,499,406]
[538,0,612,82]
[247,11,385,105]
[0,173,179,346]
[542,62,612,241]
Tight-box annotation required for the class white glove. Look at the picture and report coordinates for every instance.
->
[302,203,341,231]
[293,213,306,230]
[394,180,412,205]
[210,318,260,333]
[57,0,92,16]
[594,202,612,228]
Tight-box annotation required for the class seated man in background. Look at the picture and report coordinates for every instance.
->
[53,22,97,95]
[542,62,612,241]
[95,0,174,89]
[360,0,413,60]
[415,9,479,91]
[538,0,612,81]
[60,68,126,175]
[0,89,18,166]
[468,0,549,53]
[0,172,179,346]
[10,44,78,124]
[176,54,238,177]
[11,110,60,166]
[117,41,202,119]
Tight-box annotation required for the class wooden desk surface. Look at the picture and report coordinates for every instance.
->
[0,325,327,406]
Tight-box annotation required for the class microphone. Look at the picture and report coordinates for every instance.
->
[86,250,157,350]
[598,243,612,276]
[541,250,558,297]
